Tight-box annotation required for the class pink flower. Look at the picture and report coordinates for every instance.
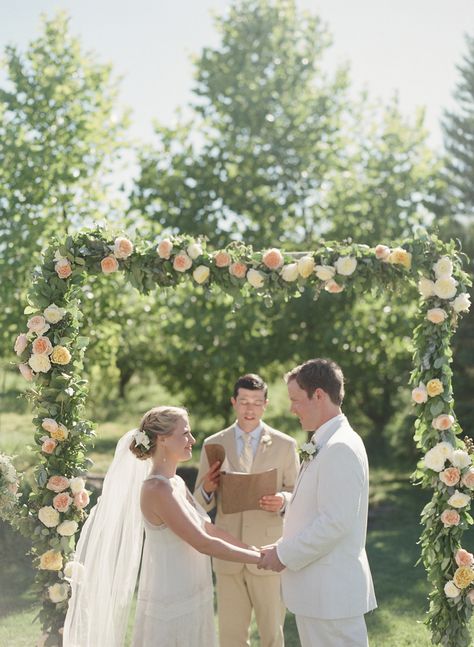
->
[375,244,391,261]
[214,251,232,268]
[324,279,344,293]
[427,308,447,325]
[461,469,474,489]
[173,252,192,272]
[157,239,173,259]
[18,363,34,381]
[411,384,428,404]
[55,258,72,279]
[32,336,53,355]
[440,509,461,528]
[74,490,90,509]
[439,467,461,487]
[262,248,284,270]
[46,476,70,493]
[53,492,72,513]
[41,438,58,455]
[113,237,133,259]
[101,256,119,274]
[42,418,58,434]
[229,262,247,279]
[14,333,28,356]
[432,414,455,431]
[455,549,474,567]
[27,315,49,335]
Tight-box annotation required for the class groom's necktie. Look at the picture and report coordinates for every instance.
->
[239,434,253,472]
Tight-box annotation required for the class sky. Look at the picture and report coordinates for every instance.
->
[1,0,473,152]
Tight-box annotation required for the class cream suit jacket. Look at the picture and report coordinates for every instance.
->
[194,423,299,576]
[277,415,377,619]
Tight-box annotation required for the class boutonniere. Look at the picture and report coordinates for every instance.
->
[299,441,318,462]
[261,433,272,447]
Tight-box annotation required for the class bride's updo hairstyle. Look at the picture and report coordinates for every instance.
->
[129,406,188,460]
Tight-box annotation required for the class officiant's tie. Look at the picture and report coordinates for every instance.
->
[240,434,253,472]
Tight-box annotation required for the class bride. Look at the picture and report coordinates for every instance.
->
[63,406,260,647]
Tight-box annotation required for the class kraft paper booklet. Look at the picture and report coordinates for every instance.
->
[204,443,226,467]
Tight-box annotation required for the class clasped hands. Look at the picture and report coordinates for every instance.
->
[256,544,285,572]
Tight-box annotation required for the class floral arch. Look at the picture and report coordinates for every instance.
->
[10,229,473,646]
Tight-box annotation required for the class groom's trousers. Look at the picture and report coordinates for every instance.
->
[295,614,368,647]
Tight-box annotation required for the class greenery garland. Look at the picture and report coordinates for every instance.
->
[9,228,472,646]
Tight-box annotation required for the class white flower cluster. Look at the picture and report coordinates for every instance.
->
[418,255,470,316]
[133,430,151,451]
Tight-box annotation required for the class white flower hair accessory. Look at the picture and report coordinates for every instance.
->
[133,430,151,451]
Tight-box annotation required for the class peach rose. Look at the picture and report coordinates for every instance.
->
[39,550,63,571]
[27,315,49,335]
[74,490,90,509]
[50,424,69,442]
[42,418,58,434]
[53,492,73,513]
[426,308,447,325]
[375,244,391,261]
[101,256,119,274]
[41,438,58,454]
[46,475,70,493]
[426,379,443,397]
[439,467,460,487]
[214,251,231,268]
[113,236,134,259]
[262,248,284,270]
[411,384,428,404]
[14,333,28,356]
[455,549,474,567]
[462,469,474,489]
[324,279,344,293]
[55,258,72,279]
[157,239,173,259]
[19,363,34,381]
[173,252,192,272]
[229,262,247,279]
[387,248,412,269]
[440,509,460,527]
[432,414,455,431]
[50,346,71,365]
[32,336,53,355]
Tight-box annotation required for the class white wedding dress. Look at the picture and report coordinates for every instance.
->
[131,474,218,647]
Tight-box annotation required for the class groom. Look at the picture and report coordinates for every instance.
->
[258,358,377,647]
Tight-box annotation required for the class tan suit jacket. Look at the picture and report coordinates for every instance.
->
[194,422,299,576]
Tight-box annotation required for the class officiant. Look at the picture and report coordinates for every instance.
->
[194,373,299,647]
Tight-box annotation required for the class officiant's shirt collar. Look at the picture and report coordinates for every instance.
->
[311,414,346,447]
[235,422,263,441]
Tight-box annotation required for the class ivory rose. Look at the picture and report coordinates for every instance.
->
[439,467,460,487]
[424,442,454,472]
[280,263,299,282]
[297,255,315,278]
[187,242,203,260]
[454,566,474,589]
[14,333,28,356]
[28,353,51,373]
[39,550,63,571]
[74,490,90,509]
[447,490,471,508]
[335,256,357,276]
[32,336,53,356]
[46,475,70,493]
[452,293,471,313]
[43,304,65,324]
[455,549,474,567]
[157,239,173,259]
[70,477,86,494]
[426,308,447,324]
[388,248,412,269]
[324,279,344,294]
[57,520,79,537]
[434,276,457,300]
[444,580,461,598]
[55,258,72,279]
[451,450,471,470]
[48,582,69,603]
[462,469,474,489]
[41,437,58,455]
[214,251,231,268]
[247,269,265,289]
[440,509,460,527]
[229,262,247,279]
[101,256,119,274]
[262,248,284,270]
[113,236,134,259]
[432,414,455,431]
[50,424,69,442]
[173,252,192,272]
[315,265,336,281]
[42,418,58,434]
[193,265,210,284]
[53,492,73,513]
[426,379,443,397]
[411,383,428,404]
[433,256,453,278]
[418,278,435,299]
[51,346,71,365]
[38,506,60,528]
[18,363,33,381]
[375,244,391,260]
[27,315,49,335]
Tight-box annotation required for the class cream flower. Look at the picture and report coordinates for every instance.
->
[434,276,458,300]
[14,333,28,356]
[247,269,265,289]
[451,450,471,470]
[38,506,60,528]
[262,248,284,270]
[28,353,51,373]
[18,363,34,381]
[187,242,203,260]
[315,265,336,281]
[388,248,412,269]
[444,580,461,598]
[335,256,357,276]
[426,308,447,324]
[113,236,134,259]
[424,442,453,472]
[39,550,63,571]
[50,346,71,365]
[193,265,210,284]
[43,304,66,324]
[432,414,455,431]
[27,315,50,335]
[433,256,453,279]
[324,279,344,293]
[411,383,428,404]
[48,582,69,603]
[280,263,299,282]
[101,256,119,274]
[173,252,192,272]
[57,520,79,537]
[418,278,435,299]
[74,490,90,509]
[452,293,471,313]
[50,424,69,442]
[447,490,471,508]
[157,239,173,259]
[64,561,84,582]
[70,477,86,494]
[55,258,72,279]
[426,379,443,397]
[297,255,315,278]
[375,244,391,261]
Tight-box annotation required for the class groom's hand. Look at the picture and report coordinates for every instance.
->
[259,492,285,512]
[203,461,221,495]
[258,545,285,572]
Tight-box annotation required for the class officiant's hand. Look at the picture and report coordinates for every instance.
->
[258,545,285,572]
[259,492,285,512]
[203,461,221,495]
